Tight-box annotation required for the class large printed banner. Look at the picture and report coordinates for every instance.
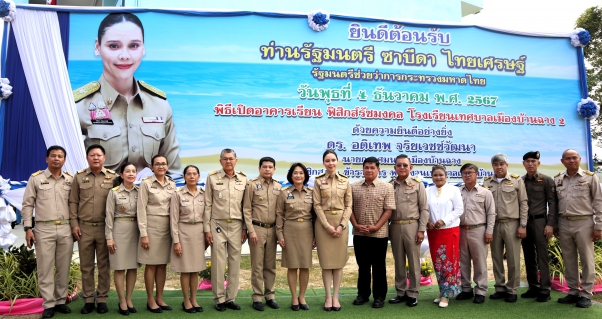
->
[68,11,586,182]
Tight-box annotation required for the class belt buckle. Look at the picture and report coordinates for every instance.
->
[130,218,135,221]
[297,218,304,222]
[226,219,232,223]
[91,222,98,226]
[54,220,61,225]
[331,211,338,215]
[264,224,270,228]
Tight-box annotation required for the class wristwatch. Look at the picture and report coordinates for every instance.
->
[339,223,346,230]
[24,226,32,232]
[520,223,527,228]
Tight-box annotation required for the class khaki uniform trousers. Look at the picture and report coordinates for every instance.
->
[78,224,110,303]
[389,222,421,298]
[249,226,277,302]
[491,220,521,295]
[34,223,74,309]
[459,226,488,296]
[210,219,242,303]
[559,217,595,299]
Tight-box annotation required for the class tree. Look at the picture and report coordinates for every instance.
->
[576,6,602,140]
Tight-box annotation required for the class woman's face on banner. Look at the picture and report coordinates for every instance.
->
[95,21,145,83]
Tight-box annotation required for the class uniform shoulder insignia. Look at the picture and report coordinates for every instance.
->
[209,170,218,175]
[73,81,100,103]
[338,172,349,178]
[389,177,396,183]
[586,170,594,176]
[168,176,175,182]
[134,185,140,190]
[412,177,421,183]
[106,169,115,174]
[31,170,43,177]
[510,173,519,179]
[111,186,120,191]
[554,172,562,178]
[316,172,326,178]
[77,169,86,174]
[142,176,150,180]
[237,171,246,176]
[63,171,73,177]
[306,186,313,191]
[176,187,182,191]
[483,185,489,190]
[282,185,291,191]
[249,177,259,182]
[484,176,492,181]
[138,80,167,100]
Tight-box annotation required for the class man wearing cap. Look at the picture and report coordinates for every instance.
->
[521,151,557,302]
[554,149,602,308]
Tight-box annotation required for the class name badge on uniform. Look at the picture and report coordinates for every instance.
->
[256,184,263,190]
[119,197,127,200]
[142,117,164,123]
[216,182,223,185]
[305,195,312,199]
[64,182,72,186]
[40,179,49,185]
[235,181,243,185]
[287,192,294,199]
[82,177,90,183]
[151,186,158,189]
[182,199,190,203]
[338,182,345,185]
[321,179,328,185]
[476,194,484,197]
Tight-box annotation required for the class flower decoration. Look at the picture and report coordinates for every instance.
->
[0,0,16,22]
[570,28,591,47]
[308,9,330,32]
[0,78,12,100]
[421,260,434,277]
[577,97,600,120]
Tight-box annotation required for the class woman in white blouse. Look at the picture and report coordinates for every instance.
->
[426,164,464,308]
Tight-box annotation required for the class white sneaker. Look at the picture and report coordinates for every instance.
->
[433,297,441,303]
[439,297,449,308]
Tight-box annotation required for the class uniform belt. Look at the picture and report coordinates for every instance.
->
[252,220,276,228]
[324,210,340,215]
[157,215,169,218]
[561,215,590,221]
[391,219,417,225]
[181,221,203,225]
[36,219,70,225]
[528,214,546,220]
[495,218,516,223]
[80,221,105,226]
[460,223,486,230]
[114,217,136,222]
[217,219,238,223]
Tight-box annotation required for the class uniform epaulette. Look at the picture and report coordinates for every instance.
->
[77,169,86,174]
[586,170,594,176]
[554,172,562,178]
[106,169,115,174]
[63,171,73,177]
[483,185,489,190]
[306,186,313,191]
[389,177,396,183]
[138,80,167,100]
[282,185,291,191]
[237,171,246,176]
[412,177,421,183]
[168,176,175,182]
[249,177,259,182]
[510,173,519,179]
[209,170,218,175]
[134,185,139,190]
[111,186,120,191]
[338,172,349,178]
[31,170,43,177]
[316,172,326,178]
[142,176,150,180]
[484,176,492,181]
[73,81,100,103]
[176,187,182,191]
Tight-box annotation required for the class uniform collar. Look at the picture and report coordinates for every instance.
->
[182,185,199,195]
[43,168,66,179]
[150,174,170,186]
[522,172,540,180]
[84,167,109,176]
[119,183,137,192]
[461,183,480,192]
[98,75,141,111]
[256,176,274,184]
[563,168,585,178]
[218,169,239,179]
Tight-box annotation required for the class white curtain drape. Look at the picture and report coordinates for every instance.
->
[10,8,86,174]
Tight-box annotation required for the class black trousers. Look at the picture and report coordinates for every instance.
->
[353,235,389,300]
[521,217,551,293]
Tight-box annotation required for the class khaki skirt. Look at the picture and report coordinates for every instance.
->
[138,215,171,265]
[315,213,349,269]
[170,222,206,273]
[282,220,313,269]
[110,219,140,270]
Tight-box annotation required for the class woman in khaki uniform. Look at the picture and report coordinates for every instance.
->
[276,163,315,311]
[313,150,352,311]
[137,155,176,313]
[106,162,140,315]
[170,165,206,313]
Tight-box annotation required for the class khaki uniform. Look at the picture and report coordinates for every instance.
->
[389,176,429,298]
[170,186,206,273]
[313,172,352,269]
[459,184,496,296]
[69,167,115,303]
[554,168,602,299]
[203,169,247,303]
[275,186,315,269]
[73,76,181,175]
[21,169,74,309]
[483,173,528,295]
[105,184,140,270]
[243,177,281,302]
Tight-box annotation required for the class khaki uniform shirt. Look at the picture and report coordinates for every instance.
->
[69,167,116,227]
[459,184,496,234]
[390,176,429,232]
[313,172,353,229]
[203,169,247,232]
[351,179,395,238]
[243,176,282,233]
[276,186,314,241]
[137,175,176,237]
[554,168,602,230]
[105,184,139,239]
[522,172,557,227]
[170,186,205,244]
[74,76,181,174]
[483,173,528,224]
[21,169,73,227]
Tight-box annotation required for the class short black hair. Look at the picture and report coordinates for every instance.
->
[286,163,309,185]
[363,156,380,168]
[395,154,409,163]
[460,163,478,173]
[151,154,167,166]
[259,157,276,167]
[46,145,66,158]
[86,144,105,155]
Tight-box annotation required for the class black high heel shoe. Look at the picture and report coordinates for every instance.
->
[147,304,163,313]
[299,297,309,310]
[118,306,130,316]
[182,302,196,313]
[127,306,137,313]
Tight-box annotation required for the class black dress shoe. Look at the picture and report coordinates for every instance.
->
[266,299,279,309]
[291,304,300,311]
[456,291,474,300]
[520,289,538,298]
[323,304,332,311]
[253,302,264,311]
[97,303,108,314]
[576,296,592,308]
[558,294,580,304]
[353,295,369,305]
[182,302,196,313]
[118,306,130,316]
[158,304,172,311]
[299,299,309,311]
[225,301,241,310]
[42,308,55,318]
[505,294,517,303]
[80,303,95,315]
[214,303,226,312]
[194,306,203,312]
[54,304,71,314]
[489,292,507,300]
[128,307,137,313]
[536,293,551,302]
[372,298,384,308]
[331,306,341,311]
[473,294,485,304]
[406,297,418,307]
[388,295,408,304]
[147,304,163,313]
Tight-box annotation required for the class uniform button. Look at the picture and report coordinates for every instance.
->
[129,124,133,129]
[132,146,137,152]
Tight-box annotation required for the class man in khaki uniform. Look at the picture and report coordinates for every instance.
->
[204,148,248,311]
[350,157,395,309]
[73,76,181,175]
[22,146,74,319]
[521,151,557,302]
[387,154,429,307]
[69,144,115,314]
[243,157,281,311]
[483,153,528,303]
[456,163,495,304]
[554,149,602,308]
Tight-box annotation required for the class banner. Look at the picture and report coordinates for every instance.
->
[67,11,586,183]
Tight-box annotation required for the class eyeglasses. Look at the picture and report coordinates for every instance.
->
[395,163,410,168]
[153,163,168,167]
[221,157,236,162]
[462,172,476,176]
